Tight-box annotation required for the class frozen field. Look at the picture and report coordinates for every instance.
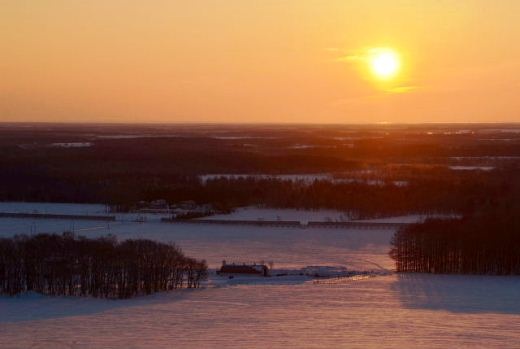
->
[0,202,171,222]
[0,202,108,216]
[1,203,520,348]
[204,207,455,225]
[0,219,392,270]
[2,274,519,349]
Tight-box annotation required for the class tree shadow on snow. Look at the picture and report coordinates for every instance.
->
[391,273,520,314]
[0,288,204,323]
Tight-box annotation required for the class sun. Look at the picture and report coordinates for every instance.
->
[368,48,401,80]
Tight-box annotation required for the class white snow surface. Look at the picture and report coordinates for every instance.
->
[0,219,392,270]
[0,202,107,215]
[449,166,495,171]
[204,208,454,224]
[50,142,93,148]
[0,202,519,348]
[354,214,460,224]
[0,202,171,222]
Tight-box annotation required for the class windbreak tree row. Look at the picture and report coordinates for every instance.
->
[390,216,520,275]
[0,233,208,298]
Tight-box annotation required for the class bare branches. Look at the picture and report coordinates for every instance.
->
[0,233,207,298]
[390,216,520,275]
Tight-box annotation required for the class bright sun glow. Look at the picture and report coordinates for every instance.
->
[369,48,401,80]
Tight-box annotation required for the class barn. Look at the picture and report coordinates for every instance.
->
[217,262,269,277]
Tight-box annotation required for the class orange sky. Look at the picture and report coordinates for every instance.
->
[1,1,520,124]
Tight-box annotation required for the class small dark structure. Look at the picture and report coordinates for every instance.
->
[217,262,269,277]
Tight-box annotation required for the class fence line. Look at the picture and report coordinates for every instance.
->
[162,218,410,229]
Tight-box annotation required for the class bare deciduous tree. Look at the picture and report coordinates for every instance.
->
[0,233,208,299]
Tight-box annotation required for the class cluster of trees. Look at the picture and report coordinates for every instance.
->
[390,161,520,275]
[187,166,515,218]
[390,214,520,274]
[0,233,207,298]
[1,165,516,218]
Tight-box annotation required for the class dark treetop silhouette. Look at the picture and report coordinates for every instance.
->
[0,233,208,298]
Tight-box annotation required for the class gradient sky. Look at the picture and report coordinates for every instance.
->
[1,1,520,124]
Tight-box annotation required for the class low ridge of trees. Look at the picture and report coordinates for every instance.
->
[391,167,520,275]
[0,233,207,298]
[390,214,520,274]
[2,124,519,219]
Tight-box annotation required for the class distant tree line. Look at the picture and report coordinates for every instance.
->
[0,233,207,298]
[2,161,518,219]
[390,162,520,275]
[2,126,519,219]
[390,214,520,274]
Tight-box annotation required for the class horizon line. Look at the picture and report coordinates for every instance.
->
[1,121,519,127]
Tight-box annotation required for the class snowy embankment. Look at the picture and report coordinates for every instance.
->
[201,206,456,225]
[202,207,352,223]
[353,214,461,224]
[0,202,455,226]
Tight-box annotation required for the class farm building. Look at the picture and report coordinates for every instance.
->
[217,262,269,277]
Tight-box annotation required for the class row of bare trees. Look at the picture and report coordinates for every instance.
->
[390,215,520,275]
[0,233,207,298]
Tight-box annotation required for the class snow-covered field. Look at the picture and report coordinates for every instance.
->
[50,142,93,148]
[204,207,455,225]
[354,214,460,224]
[0,219,392,270]
[2,274,519,349]
[449,165,495,171]
[0,202,171,222]
[1,203,519,349]
[0,202,108,216]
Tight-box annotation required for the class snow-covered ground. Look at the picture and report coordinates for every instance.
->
[1,274,519,349]
[0,219,393,270]
[354,214,460,224]
[203,207,455,225]
[0,202,456,225]
[0,202,171,222]
[449,166,495,171]
[0,202,108,216]
[50,142,93,148]
[0,203,519,348]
